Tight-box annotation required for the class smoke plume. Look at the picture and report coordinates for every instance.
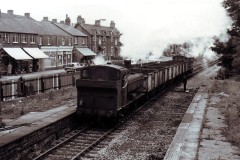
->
[116,0,232,60]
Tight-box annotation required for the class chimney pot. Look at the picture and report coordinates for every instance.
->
[7,10,13,15]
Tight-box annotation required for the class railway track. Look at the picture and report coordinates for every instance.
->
[33,102,141,159]
[34,124,114,160]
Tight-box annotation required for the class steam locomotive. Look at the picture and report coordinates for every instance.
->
[76,55,194,118]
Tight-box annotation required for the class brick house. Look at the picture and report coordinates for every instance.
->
[53,15,96,63]
[75,16,122,60]
[0,10,47,75]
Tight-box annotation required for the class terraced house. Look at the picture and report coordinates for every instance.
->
[0,10,90,76]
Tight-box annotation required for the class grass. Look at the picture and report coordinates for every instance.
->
[0,87,77,119]
[208,80,240,147]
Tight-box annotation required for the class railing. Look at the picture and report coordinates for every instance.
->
[0,72,80,101]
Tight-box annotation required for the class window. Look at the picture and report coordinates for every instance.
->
[82,38,85,44]
[30,35,36,44]
[13,34,19,43]
[39,36,42,45]
[58,55,63,65]
[111,36,113,42]
[68,38,72,46]
[47,37,51,45]
[62,38,65,45]
[99,37,102,45]
[21,34,27,43]
[115,38,118,45]
[74,37,78,44]
[3,33,9,43]
[111,47,114,54]
[45,51,57,67]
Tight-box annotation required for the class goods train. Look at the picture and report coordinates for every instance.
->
[76,55,194,118]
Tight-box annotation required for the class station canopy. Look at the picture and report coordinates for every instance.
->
[3,48,32,60]
[23,48,49,59]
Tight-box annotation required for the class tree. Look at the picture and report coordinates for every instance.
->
[212,0,240,73]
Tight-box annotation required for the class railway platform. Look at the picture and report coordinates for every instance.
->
[0,105,76,159]
[164,85,240,160]
[164,86,207,159]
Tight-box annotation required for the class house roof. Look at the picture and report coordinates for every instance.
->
[0,13,37,34]
[0,12,71,36]
[54,23,87,37]
[80,23,120,36]
[34,21,71,36]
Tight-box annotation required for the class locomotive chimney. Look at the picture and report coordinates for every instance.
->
[124,59,132,69]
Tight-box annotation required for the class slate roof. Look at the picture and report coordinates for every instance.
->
[54,23,87,37]
[34,21,71,36]
[0,12,37,34]
[80,23,120,36]
[0,12,71,36]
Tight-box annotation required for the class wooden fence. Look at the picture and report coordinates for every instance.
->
[0,72,80,101]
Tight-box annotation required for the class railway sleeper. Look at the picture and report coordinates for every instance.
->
[48,155,67,160]
[85,153,99,158]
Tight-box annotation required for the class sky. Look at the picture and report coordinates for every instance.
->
[1,0,233,60]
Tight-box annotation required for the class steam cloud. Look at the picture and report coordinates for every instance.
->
[117,0,232,60]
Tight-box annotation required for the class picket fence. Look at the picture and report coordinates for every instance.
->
[0,72,80,101]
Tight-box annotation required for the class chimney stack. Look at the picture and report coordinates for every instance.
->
[77,15,85,24]
[43,17,48,21]
[95,20,101,27]
[24,13,30,18]
[110,21,115,28]
[0,9,1,17]
[7,10,13,15]
[65,14,71,25]
[52,19,57,23]
[60,21,64,24]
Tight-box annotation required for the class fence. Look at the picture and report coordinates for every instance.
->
[0,72,81,101]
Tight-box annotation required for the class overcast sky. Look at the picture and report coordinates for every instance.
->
[1,0,232,59]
